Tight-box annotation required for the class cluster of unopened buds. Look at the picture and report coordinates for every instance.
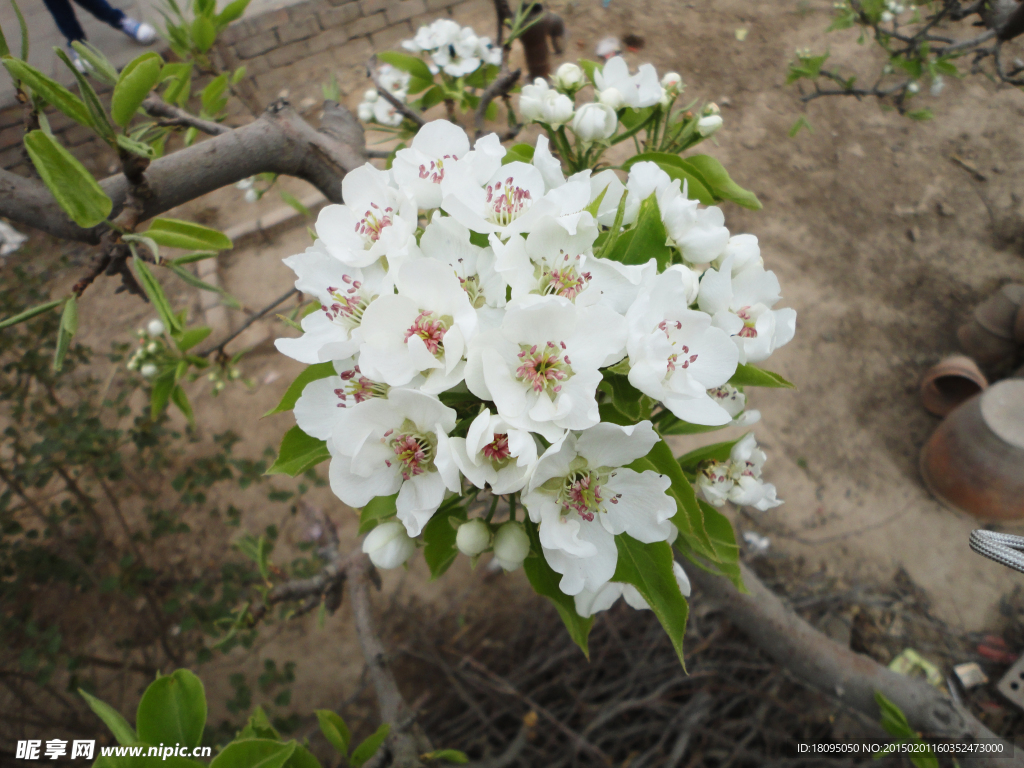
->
[880,0,905,22]
[274,109,793,616]
[357,65,412,127]
[126,319,168,379]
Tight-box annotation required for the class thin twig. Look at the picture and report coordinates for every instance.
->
[141,95,231,136]
[367,56,426,128]
[198,288,298,358]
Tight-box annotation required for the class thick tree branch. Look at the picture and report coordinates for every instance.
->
[689,562,1021,768]
[0,100,364,244]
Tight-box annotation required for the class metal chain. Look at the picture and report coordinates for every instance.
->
[970,530,1024,573]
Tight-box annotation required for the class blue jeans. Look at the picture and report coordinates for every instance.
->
[42,0,126,43]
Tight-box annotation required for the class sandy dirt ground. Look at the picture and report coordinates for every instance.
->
[23,0,1024,726]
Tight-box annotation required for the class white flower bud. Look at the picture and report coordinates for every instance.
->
[234,177,254,190]
[140,363,158,378]
[659,87,673,109]
[127,358,139,371]
[930,75,945,96]
[362,520,416,569]
[907,81,920,94]
[704,102,721,115]
[244,188,259,204]
[598,87,624,110]
[456,519,491,557]
[147,319,165,336]
[492,522,530,571]
[571,102,618,142]
[554,62,584,90]
[358,102,375,122]
[697,114,723,137]
[364,89,379,102]
[146,341,159,354]
[661,71,683,90]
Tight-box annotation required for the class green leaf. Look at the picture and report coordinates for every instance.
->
[216,0,251,27]
[423,504,465,579]
[23,131,112,228]
[694,498,742,588]
[266,426,330,476]
[577,58,602,84]
[907,108,933,121]
[111,52,163,127]
[238,706,279,740]
[78,688,137,745]
[280,190,311,218]
[173,326,211,352]
[256,533,271,580]
[145,218,232,251]
[10,0,27,59]
[675,436,743,473]
[315,710,351,756]
[728,363,796,389]
[599,371,649,421]
[605,193,672,269]
[640,441,715,561]
[656,414,729,436]
[0,298,63,330]
[788,115,813,138]
[165,262,241,309]
[170,251,217,265]
[376,51,434,82]
[264,362,335,417]
[422,750,469,764]
[359,493,398,534]
[209,739,296,768]
[150,371,175,418]
[0,12,9,57]
[170,385,194,424]
[1,59,92,128]
[53,295,78,372]
[231,64,247,85]
[504,142,536,164]
[522,519,593,657]
[69,41,119,85]
[133,255,181,334]
[285,744,322,768]
[115,133,156,158]
[192,15,216,52]
[584,183,608,218]
[201,72,229,115]
[621,153,713,205]
[612,535,689,665]
[162,62,193,107]
[55,49,116,141]
[349,724,390,768]
[136,669,206,748]
[678,155,762,210]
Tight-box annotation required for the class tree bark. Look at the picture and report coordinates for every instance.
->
[0,100,365,244]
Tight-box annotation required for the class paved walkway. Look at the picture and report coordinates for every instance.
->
[0,0,290,107]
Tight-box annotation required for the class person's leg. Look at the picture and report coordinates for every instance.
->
[41,0,87,43]
[70,0,125,29]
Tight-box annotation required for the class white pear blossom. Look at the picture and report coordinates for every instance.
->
[593,56,662,108]
[625,267,739,425]
[656,181,731,264]
[447,408,537,494]
[696,433,782,511]
[519,78,575,128]
[420,213,506,309]
[315,164,418,269]
[707,384,761,426]
[572,102,617,142]
[456,519,492,556]
[293,358,389,442]
[523,421,676,596]
[532,135,566,192]
[492,521,530,571]
[714,234,763,274]
[328,389,460,536]
[464,295,626,441]
[392,120,472,210]
[574,561,691,617]
[147,319,165,336]
[598,87,625,110]
[363,520,416,569]
[357,258,478,394]
[697,255,797,363]
[274,240,387,364]
[554,62,584,91]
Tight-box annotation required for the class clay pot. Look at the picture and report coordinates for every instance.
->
[974,284,1024,339]
[957,320,1019,367]
[921,379,1024,520]
[920,356,988,417]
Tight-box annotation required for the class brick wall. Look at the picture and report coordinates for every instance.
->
[0,0,495,173]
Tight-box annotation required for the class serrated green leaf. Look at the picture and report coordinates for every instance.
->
[0,298,63,330]
[679,155,762,210]
[136,669,206,748]
[2,59,92,128]
[209,739,296,768]
[376,51,434,82]
[612,536,688,665]
[112,52,163,127]
[266,426,330,476]
[264,362,335,417]
[675,436,743,473]
[145,218,232,250]
[359,493,398,534]
[522,519,593,657]
[423,504,465,579]
[53,296,77,372]
[315,710,351,756]
[605,193,671,268]
[23,130,112,228]
[133,255,181,333]
[349,724,390,768]
[78,688,137,745]
[728,363,796,389]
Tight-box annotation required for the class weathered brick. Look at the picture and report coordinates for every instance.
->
[0,124,24,151]
[347,11,388,36]
[329,36,374,68]
[385,0,425,23]
[239,54,273,76]
[0,145,26,170]
[245,8,290,34]
[217,22,245,45]
[235,30,280,59]
[0,107,24,131]
[288,0,330,20]
[360,0,389,15]
[266,38,312,68]
[62,123,94,147]
[318,1,361,28]
[371,21,413,49]
[278,15,322,43]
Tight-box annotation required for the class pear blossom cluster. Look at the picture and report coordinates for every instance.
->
[401,19,501,77]
[358,65,412,127]
[275,116,794,615]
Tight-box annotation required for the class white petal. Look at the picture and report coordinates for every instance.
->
[575,421,659,468]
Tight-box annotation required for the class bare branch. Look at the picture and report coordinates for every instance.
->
[475,68,521,140]
[367,56,427,128]
[197,287,299,359]
[142,95,231,136]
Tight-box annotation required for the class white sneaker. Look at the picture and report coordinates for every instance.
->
[120,17,157,45]
[67,43,92,73]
